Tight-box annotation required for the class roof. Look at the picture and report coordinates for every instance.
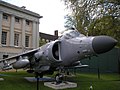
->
[39,32,58,41]
[0,0,43,18]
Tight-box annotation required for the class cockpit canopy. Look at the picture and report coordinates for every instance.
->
[60,29,85,40]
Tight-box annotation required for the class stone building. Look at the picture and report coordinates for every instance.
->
[0,1,42,59]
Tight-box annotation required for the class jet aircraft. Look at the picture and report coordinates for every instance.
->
[0,29,117,78]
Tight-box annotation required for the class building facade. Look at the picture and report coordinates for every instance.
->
[0,1,42,59]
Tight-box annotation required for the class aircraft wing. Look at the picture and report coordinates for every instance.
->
[0,40,61,73]
[0,48,40,62]
[0,47,41,70]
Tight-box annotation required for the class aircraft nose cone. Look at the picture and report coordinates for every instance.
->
[92,36,117,54]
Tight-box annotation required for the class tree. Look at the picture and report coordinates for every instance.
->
[39,39,47,46]
[64,15,76,28]
[62,0,120,47]
[88,16,120,46]
[63,0,103,33]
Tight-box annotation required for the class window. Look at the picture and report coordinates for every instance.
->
[3,14,8,20]
[15,17,20,23]
[25,35,29,47]
[26,20,30,25]
[1,31,7,45]
[14,33,19,46]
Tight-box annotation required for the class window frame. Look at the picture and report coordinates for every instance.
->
[1,31,7,45]
[25,35,29,47]
[26,20,30,25]
[14,33,19,46]
[15,17,20,23]
[3,14,8,20]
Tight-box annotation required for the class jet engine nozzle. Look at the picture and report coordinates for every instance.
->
[92,36,117,54]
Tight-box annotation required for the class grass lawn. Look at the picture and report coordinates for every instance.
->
[0,71,120,90]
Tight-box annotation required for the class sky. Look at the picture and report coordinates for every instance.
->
[2,0,68,35]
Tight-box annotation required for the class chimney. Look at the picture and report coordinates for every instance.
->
[54,30,58,36]
[21,6,26,9]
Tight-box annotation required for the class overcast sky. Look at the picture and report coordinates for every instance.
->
[2,0,67,35]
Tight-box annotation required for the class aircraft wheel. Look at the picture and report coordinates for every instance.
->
[55,73,63,84]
